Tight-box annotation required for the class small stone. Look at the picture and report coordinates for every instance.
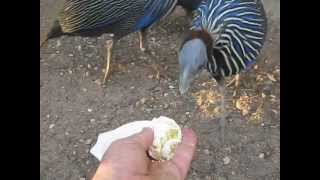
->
[88,108,93,112]
[79,178,85,180]
[94,79,101,86]
[59,72,64,76]
[68,53,74,57]
[56,40,61,47]
[163,104,169,109]
[87,64,92,69]
[82,88,87,92]
[85,71,90,77]
[72,151,76,155]
[259,153,265,159]
[90,119,96,123]
[49,124,55,129]
[77,45,82,51]
[65,132,69,136]
[223,156,230,165]
[94,66,99,71]
[55,50,60,54]
[231,171,235,175]
[261,123,265,127]
[163,93,168,97]
[68,69,73,74]
[148,75,153,79]
[80,130,85,134]
[169,85,174,89]
[203,149,210,155]
[185,111,190,115]
[130,86,135,89]
[46,114,50,118]
[140,97,147,104]
[145,108,152,113]
[85,139,92,145]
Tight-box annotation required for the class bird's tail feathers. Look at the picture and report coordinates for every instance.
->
[40,19,63,49]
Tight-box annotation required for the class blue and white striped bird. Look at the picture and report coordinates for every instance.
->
[179,0,267,93]
[178,0,267,141]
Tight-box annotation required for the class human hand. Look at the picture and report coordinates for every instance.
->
[92,127,197,180]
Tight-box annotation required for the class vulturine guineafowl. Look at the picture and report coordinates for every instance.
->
[40,0,202,85]
[178,0,267,142]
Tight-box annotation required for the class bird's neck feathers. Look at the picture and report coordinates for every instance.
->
[181,30,214,64]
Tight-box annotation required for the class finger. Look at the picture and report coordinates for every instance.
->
[171,128,197,179]
[129,127,154,151]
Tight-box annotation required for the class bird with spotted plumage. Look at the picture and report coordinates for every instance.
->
[40,0,202,85]
[178,0,267,142]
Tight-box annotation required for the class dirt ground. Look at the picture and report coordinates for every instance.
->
[40,1,280,179]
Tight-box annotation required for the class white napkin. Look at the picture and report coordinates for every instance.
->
[90,120,153,161]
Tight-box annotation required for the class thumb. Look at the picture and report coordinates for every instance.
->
[128,127,154,151]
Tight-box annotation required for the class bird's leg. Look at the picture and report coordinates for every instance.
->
[226,74,240,97]
[138,28,147,52]
[217,78,227,144]
[102,39,114,85]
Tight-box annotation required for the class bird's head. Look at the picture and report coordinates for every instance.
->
[178,38,208,95]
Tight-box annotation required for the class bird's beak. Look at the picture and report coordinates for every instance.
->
[179,68,192,95]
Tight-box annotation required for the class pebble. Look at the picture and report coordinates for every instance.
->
[223,156,231,165]
[79,178,85,180]
[145,108,152,113]
[140,97,147,104]
[90,119,96,123]
[163,93,168,97]
[72,151,76,155]
[65,132,69,136]
[94,79,101,86]
[85,71,90,77]
[82,88,87,92]
[49,124,55,129]
[56,40,61,47]
[77,45,82,51]
[46,114,50,118]
[231,171,235,175]
[163,104,169,109]
[59,72,64,76]
[88,108,93,112]
[68,53,74,57]
[185,111,190,115]
[169,85,175,89]
[94,66,99,71]
[259,153,265,159]
[80,130,85,134]
[87,64,92,69]
[68,70,73,74]
[55,50,60,54]
[130,86,135,89]
[85,139,92,145]
[203,149,210,155]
